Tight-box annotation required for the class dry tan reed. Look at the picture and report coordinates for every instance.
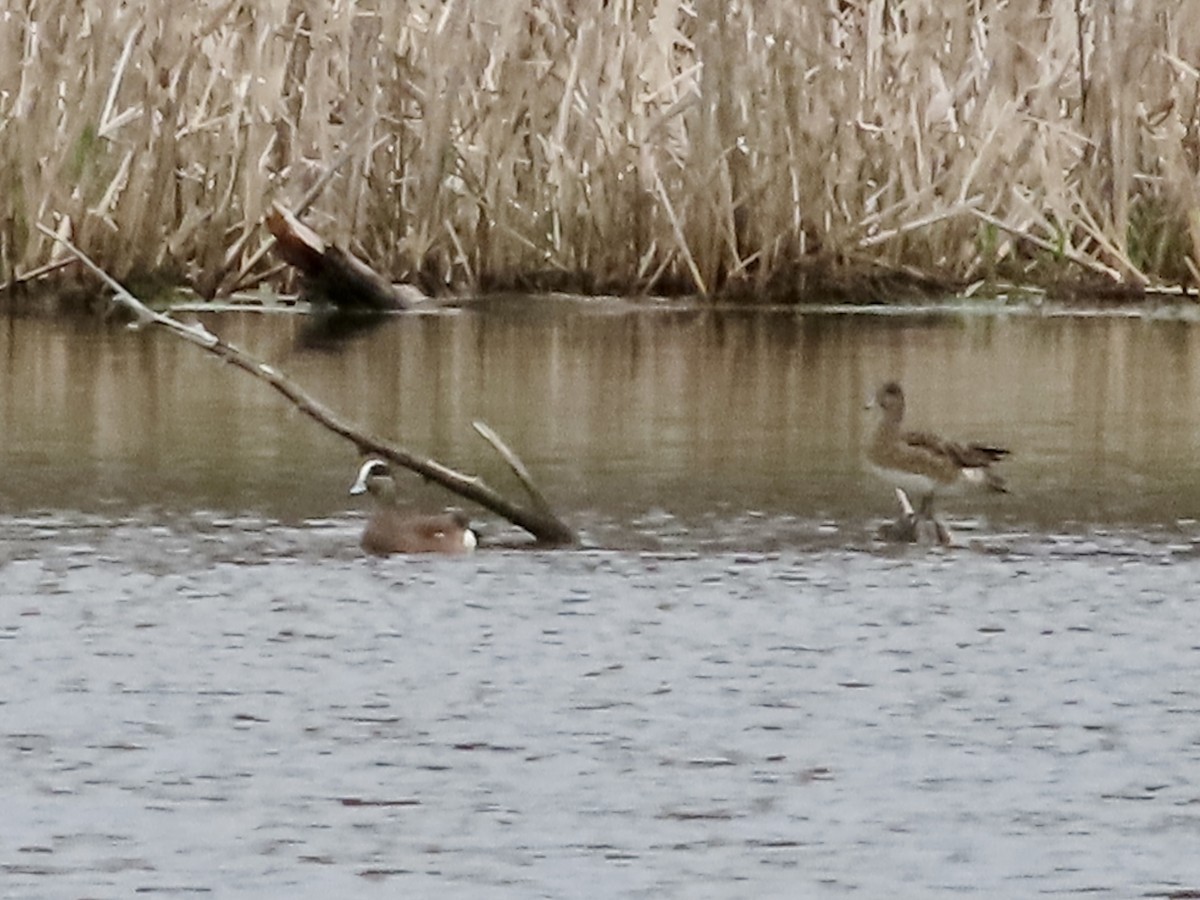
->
[2,0,1199,301]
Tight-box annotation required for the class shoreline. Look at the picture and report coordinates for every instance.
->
[5,280,1200,322]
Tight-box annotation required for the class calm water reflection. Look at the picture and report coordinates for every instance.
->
[4,301,1200,545]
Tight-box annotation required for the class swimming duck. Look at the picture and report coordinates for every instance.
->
[349,459,477,555]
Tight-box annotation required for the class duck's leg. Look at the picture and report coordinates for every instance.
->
[879,488,919,542]
[878,490,953,546]
[916,493,953,547]
[879,489,927,543]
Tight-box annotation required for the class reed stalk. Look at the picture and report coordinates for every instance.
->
[3,0,1199,300]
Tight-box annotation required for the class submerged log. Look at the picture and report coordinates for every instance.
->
[265,203,425,311]
[39,225,578,548]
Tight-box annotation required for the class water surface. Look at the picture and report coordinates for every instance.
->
[5,301,1200,542]
[3,301,1200,897]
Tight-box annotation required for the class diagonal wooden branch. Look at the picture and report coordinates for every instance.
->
[37,224,578,547]
[472,420,556,515]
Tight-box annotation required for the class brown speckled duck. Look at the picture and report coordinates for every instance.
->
[866,380,1009,525]
[349,459,477,556]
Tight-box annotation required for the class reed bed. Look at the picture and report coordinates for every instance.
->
[2,0,1199,301]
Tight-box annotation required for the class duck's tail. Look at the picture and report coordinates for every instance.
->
[960,461,1008,493]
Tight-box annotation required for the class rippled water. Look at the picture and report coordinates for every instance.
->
[4,302,1200,897]
[4,519,1200,898]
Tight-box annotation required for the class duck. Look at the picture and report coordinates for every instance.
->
[866,380,1008,535]
[349,459,477,556]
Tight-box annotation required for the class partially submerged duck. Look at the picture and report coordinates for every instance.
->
[349,459,477,556]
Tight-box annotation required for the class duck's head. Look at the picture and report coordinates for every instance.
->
[869,380,906,419]
[349,458,396,501]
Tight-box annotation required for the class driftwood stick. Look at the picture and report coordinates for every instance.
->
[5,217,78,291]
[472,420,556,515]
[3,256,76,292]
[38,224,578,547]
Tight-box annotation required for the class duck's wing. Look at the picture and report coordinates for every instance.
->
[412,513,457,536]
[409,513,475,550]
[904,430,1008,466]
[902,430,1010,492]
[951,441,1009,467]
[362,508,474,554]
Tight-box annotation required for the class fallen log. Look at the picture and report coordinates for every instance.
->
[38,224,578,548]
[265,203,427,311]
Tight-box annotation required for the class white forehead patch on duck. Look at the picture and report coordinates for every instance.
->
[349,459,389,495]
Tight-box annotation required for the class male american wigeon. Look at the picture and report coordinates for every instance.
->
[866,380,1009,528]
[349,459,477,556]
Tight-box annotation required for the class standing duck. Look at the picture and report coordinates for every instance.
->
[866,381,1009,538]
